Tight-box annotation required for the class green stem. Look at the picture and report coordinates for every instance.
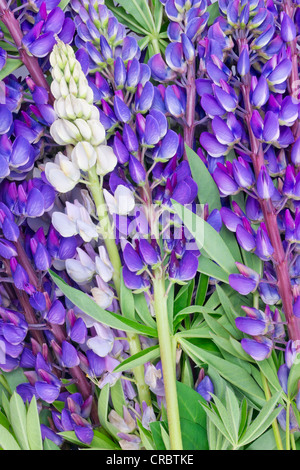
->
[286,401,291,451]
[88,166,151,406]
[153,271,183,450]
[150,37,161,55]
[260,372,284,451]
[291,433,296,450]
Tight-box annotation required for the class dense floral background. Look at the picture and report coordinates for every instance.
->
[0,0,299,451]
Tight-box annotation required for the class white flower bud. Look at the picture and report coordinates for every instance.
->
[103,185,135,216]
[65,258,95,284]
[88,120,106,146]
[77,75,90,100]
[96,145,117,176]
[52,212,78,237]
[59,77,69,98]
[95,246,114,282]
[91,276,114,309]
[72,62,82,82]
[45,152,80,192]
[71,141,97,171]
[50,119,77,145]
[64,95,77,120]
[52,64,64,83]
[69,76,78,96]
[74,118,92,141]
[51,80,62,100]
[64,62,71,83]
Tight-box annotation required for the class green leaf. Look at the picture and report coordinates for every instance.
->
[0,411,10,431]
[97,384,119,439]
[49,271,157,337]
[195,273,209,307]
[105,0,149,34]
[134,293,157,329]
[179,338,265,407]
[43,437,61,450]
[172,201,236,275]
[181,354,194,388]
[0,58,23,81]
[198,257,229,283]
[225,388,240,444]
[207,2,220,26]
[26,396,43,450]
[203,312,231,339]
[110,379,126,417]
[186,145,221,210]
[113,345,160,373]
[137,419,155,450]
[176,325,211,339]
[58,431,88,447]
[238,391,282,446]
[90,430,120,450]
[58,0,70,9]
[160,424,171,450]
[246,428,282,450]
[177,381,207,431]
[201,404,233,443]
[152,0,164,32]
[150,421,166,450]
[116,0,155,32]
[1,392,10,421]
[287,353,300,399]
[9,392,30,450]
[216,284,242,338]
[2,369,28,393]
[0,424,21,450]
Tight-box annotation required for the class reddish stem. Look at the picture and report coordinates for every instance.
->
[283,0,300,141]
[0,0,54,105]
[238,38,300,341]
[183,60,196,160]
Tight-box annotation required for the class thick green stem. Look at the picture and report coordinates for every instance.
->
[286,401,291,451]
[153,271,182,450]
[260,372,284,451]
[151,37,161,55]
[87,167,151,406]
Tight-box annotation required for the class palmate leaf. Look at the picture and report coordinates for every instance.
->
[113,0,155,32]
[105,0,150,35]
[49,270,157,337]
[179,338,266,407]
[238,391,282,447]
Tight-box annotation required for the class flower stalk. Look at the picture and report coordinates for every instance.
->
[184,60,196,160]
[153,271,182,450]
[87,165,152,407]
[0,0,53,104]
[238,37,300,342]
